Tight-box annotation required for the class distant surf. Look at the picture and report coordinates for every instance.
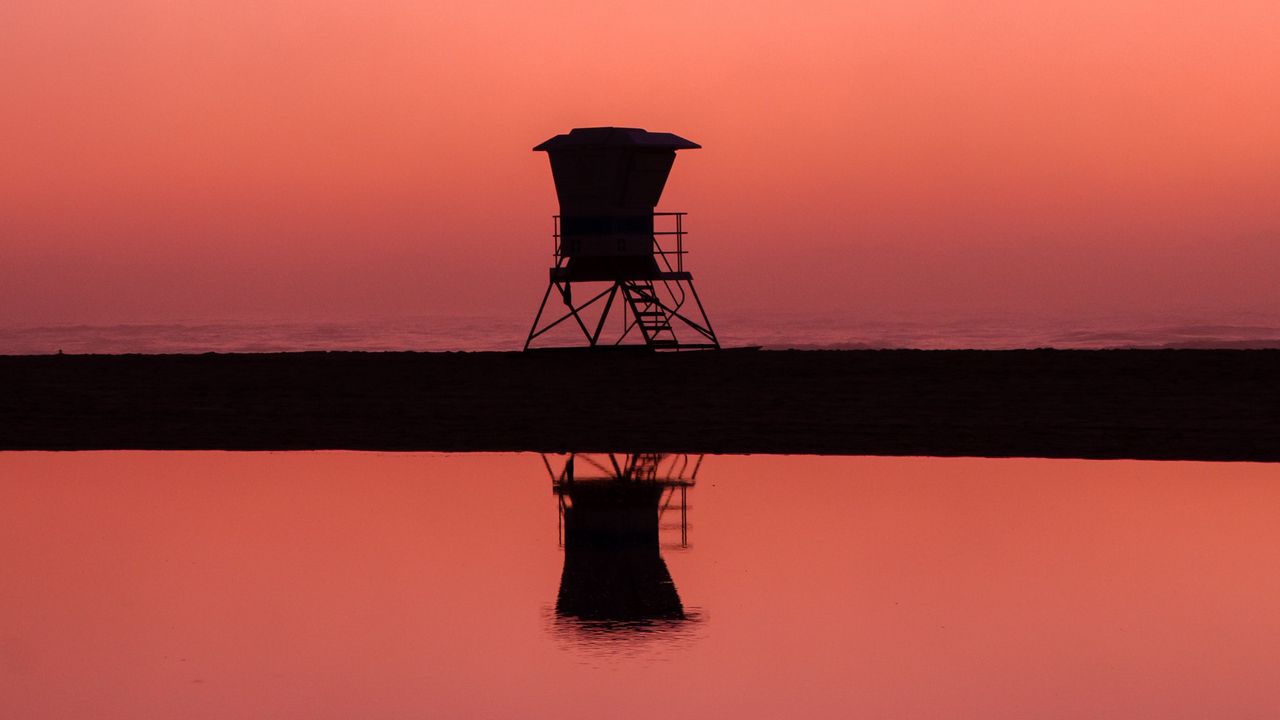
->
[3,311,1280,355]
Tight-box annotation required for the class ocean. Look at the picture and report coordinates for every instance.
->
[3,310,1280,355]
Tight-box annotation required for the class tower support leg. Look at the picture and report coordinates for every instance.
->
[526,276,719,351]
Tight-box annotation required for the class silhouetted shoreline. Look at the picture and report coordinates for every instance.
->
[2,349,1277,461]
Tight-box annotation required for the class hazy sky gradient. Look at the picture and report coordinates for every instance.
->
[3,1,1277,325]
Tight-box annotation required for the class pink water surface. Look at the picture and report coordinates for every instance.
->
[2,452,1279,719]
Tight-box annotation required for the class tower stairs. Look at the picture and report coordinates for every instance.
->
[620,280,718,351]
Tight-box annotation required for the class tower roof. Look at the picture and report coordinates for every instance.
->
[533,127,700,152]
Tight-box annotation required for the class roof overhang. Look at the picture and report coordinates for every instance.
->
[534,126,700,152]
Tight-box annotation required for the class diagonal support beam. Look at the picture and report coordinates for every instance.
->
[527,283,616,344]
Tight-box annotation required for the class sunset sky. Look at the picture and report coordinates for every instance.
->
[2,1,1277,326]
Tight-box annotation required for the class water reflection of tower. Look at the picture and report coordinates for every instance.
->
[545,453,700,626]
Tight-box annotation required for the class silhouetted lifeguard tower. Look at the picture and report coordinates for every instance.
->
[544,453,699,623]
[524,127,720,351]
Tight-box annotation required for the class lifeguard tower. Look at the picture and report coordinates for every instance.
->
[545,452,699,623]
[524,127,720,351]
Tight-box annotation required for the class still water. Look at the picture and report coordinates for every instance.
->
[2,452,1278,719]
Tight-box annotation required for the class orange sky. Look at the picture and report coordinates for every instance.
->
[2,1,1277,325]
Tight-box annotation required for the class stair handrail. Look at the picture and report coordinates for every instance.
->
[651,213,689,314]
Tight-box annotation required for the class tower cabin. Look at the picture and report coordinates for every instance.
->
[524,127,719,351]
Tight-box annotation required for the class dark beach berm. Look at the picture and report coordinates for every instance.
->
[2,349,1277,461]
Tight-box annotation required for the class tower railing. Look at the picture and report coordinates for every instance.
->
[653,212,687,273]
[552,212,688,272]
